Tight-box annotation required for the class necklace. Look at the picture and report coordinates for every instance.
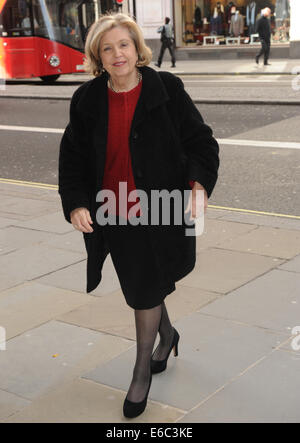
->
[109,70,142,93]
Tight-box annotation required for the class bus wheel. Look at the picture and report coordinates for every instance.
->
[40,75,60,83]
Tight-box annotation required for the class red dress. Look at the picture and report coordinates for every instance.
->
[101,80,142,219]
[101,80,195,220]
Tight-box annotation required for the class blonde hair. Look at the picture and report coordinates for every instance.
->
[84,12,152,77]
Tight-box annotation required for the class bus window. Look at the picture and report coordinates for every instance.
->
[31,0,96,51]
[0,0,36,37]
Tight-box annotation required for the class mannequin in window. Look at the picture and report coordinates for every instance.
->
[275,0,289,21]
[193,5,202,34]
[229,8,244,37]
[275,0,290,41]
[203,0,211,22]
[225,2,235,36]
[210,2,224,36]
[246,1,257,36]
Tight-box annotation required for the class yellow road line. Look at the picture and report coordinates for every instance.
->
[0,177,57,189]
[210,204,300,219]
[0,178,299,220]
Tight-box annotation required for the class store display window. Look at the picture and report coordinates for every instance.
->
[176,0,290,46]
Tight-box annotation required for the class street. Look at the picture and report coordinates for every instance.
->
[1,72,299,216]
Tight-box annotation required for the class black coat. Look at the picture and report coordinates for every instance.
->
[256,16,271,41]
[58,65,219,293]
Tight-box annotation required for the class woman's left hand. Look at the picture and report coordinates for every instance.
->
[185,181,208,220]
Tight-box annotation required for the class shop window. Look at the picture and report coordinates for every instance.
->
[177,0,290,46]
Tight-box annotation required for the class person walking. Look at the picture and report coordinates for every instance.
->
[58,12,219,419]
[155,17,176,68]
[255,7,272,66]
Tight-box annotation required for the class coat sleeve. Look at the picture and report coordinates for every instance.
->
[176,77,219,198]
[256,17,262,36]
[58,87,91,223]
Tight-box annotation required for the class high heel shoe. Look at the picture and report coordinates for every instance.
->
[150,327,180,374]
[123,373,152,418]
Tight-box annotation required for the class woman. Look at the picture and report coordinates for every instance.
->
[58,12,219,419]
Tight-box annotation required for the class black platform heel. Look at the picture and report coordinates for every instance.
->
[150,327,180,374]
[123,373,152,418]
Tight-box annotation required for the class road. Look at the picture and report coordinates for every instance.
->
[0,75,299,217]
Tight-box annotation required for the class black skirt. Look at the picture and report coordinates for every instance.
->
[101,216,176,310]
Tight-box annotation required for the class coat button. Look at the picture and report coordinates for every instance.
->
[136,169,143,178]
[133,131,138,140]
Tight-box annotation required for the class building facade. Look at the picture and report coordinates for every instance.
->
[131,0,298,59]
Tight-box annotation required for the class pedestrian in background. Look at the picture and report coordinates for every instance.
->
[58,12,219,420]
[255,7,272,66]
[155,17,176,68]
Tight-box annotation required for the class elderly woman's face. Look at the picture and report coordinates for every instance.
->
[100,26,138,78]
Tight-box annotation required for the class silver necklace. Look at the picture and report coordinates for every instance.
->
[109,70,142,93]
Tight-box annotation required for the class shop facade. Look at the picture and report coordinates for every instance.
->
[133,0,299,59]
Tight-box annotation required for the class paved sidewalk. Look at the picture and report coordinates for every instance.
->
[153,58,300,75]
[0,180,300,423]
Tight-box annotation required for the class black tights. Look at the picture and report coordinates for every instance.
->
[126,301,175,402]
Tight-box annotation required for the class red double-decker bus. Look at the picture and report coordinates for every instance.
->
[0,0,115,82]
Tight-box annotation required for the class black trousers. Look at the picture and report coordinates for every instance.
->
[157,38,176,66]
[257,38,270,64]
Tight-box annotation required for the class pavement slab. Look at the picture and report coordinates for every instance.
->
[218,211,300,231]
[0,281,91,339]
[0,215,26,228]
[205,208,230,219]
[199,268,300,334]
[0,194,58,219]
[36,254,120,295]
[82,311,286,411]
[0,243,85,291]
[0,389,31,422]
[0,320,132,401]
[179,247,284,293]
[12,210,74,234]
[0,226,55,255]
[215,225,300,259]
[178,349,300,423]
[278,253,300,273]
[196,218,256,251]
[38,229,87,253]
[3,378,184,423]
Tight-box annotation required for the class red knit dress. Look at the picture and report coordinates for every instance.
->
[101,80,142,220]
[101,80,195,220]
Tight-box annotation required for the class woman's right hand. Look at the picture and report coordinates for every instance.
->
[70,207,94,233]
